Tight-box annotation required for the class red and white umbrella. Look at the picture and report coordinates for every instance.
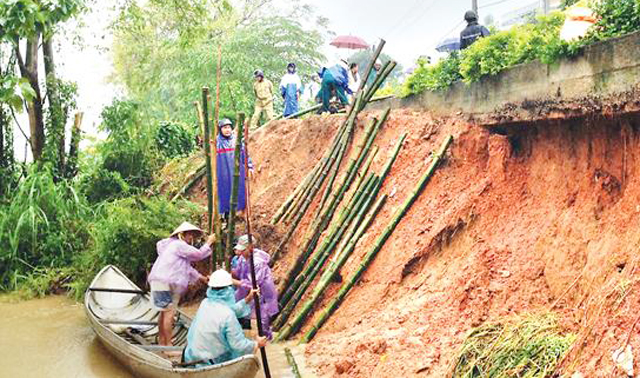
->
[329,35,369,50]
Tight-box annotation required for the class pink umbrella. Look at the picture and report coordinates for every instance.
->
[329,35,369,50]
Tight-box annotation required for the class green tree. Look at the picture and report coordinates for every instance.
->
[111,0,327,125]
[0,0,85,163]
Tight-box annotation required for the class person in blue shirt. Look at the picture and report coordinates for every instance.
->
[279,63,303,117]
[317,60,355,114]
[183,269,266,367]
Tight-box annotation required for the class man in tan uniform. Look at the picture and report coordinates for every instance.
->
[250,70,274,128]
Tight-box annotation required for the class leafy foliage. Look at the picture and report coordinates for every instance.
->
[0,0,85,41]
[0,167,92,290]
[402,54,462,95]
[79,168,130,204]
[586,0,640,41]
[111,0,326,126]
[155,121,195,159]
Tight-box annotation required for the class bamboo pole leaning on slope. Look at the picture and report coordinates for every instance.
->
[273,174,379,330]
[302,135,454,343]
[223,113,245,270]
[270,166,317,225]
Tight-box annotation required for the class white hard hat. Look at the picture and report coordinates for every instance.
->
[170,222,203,237]
[208,269,233,288]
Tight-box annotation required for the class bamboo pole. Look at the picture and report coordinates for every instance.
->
[271,167,317,225]
[302,135,453,342]
[194,102,205,138]
[361,62,398,109]
[284,348,302,378]
[202,87,215,242]
[350,146,378,202]
[243,123,272,378]
[274,174,379,330]
[277,178,386,341]
[170,164,207,202]
[224,113,245,270]
[212,44,224,268]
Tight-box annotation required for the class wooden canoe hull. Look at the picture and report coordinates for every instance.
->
[85,265,260,378]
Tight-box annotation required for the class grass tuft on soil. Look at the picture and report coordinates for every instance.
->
[452,312,575,378]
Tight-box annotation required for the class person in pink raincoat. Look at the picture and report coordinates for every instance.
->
[148,222,216,346]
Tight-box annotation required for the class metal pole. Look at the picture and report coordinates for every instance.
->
[243,123,272,378]
[543,0,550,14]
[472,0,478,15]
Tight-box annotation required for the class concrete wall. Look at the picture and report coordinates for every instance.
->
[376,31,640,126]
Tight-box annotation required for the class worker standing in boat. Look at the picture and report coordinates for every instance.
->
[216,118,254,219]
[184,269,267,366]
[231,235,278,340]
[147,222,216,346]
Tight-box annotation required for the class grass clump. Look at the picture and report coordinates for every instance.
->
[452,312,575,378]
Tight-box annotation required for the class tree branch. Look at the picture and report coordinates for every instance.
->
[9,106,32,148]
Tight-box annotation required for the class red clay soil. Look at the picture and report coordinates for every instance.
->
[187,109,640,377]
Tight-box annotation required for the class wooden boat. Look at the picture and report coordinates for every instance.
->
[85,265,260,378]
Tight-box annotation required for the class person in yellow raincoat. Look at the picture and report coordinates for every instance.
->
[250,70,274,128]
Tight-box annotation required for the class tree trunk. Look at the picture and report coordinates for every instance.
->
[66,112,83,178]
[43,37,66,173]
[16,34,45,161]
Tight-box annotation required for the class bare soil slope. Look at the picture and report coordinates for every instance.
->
[188,110,640,377]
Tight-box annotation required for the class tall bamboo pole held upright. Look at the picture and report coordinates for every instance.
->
[201,88,215,256]
[212,44,223,269]
[243,124,272,378]
[224,113,245,270]
[301,135,454,343]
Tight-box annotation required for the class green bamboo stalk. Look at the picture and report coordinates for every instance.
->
[350,146,378,202]
[357,39,386,95]
[281,162,323,224]
[270,166,317,225]
[301,195,389,343]
[274,174,379,331]
[302,135,453,343]
[284,348,302,378]
[277,176,386,341]
[379,133,407,182]
[278,111,388,303]
[202,87,214,236]
[224,113,245,270]
[272,141,343,262]
[362,62,398,108]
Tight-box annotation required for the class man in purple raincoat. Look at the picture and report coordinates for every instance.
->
[231,234,278,340]
[216,118,254,216]
[148,222,216,346]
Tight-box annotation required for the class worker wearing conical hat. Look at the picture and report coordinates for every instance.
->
[148,222,216,346]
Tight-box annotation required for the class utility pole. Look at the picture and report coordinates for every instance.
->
[472,0,478,14]
[542,0,550,14]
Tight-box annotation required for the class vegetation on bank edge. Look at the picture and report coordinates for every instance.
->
[402,0,640,97]
[452,313,576,377]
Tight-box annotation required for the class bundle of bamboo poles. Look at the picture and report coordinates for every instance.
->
[270,40,396,263]
[274,134,407,341]
[224,112,245,270]
[301,135,454,343]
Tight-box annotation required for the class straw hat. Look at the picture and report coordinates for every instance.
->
[170,222,203,237]
[208,269,233,288]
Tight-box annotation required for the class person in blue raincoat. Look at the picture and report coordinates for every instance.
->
[279,62,303,117]
[317,60,356,114]
[216,118,253,216]
[184,269,267,366]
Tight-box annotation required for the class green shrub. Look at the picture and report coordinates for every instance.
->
[155,121,195,159]
[0,168,92,290]
[79,168,130,204]
[402,54,462,96]
[459,13,567,83]
[71,196,204,297]
[587,0,640,40]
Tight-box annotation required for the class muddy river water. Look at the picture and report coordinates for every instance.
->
[0,296,313,378]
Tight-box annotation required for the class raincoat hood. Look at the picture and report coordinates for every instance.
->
[206,286,236,308]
